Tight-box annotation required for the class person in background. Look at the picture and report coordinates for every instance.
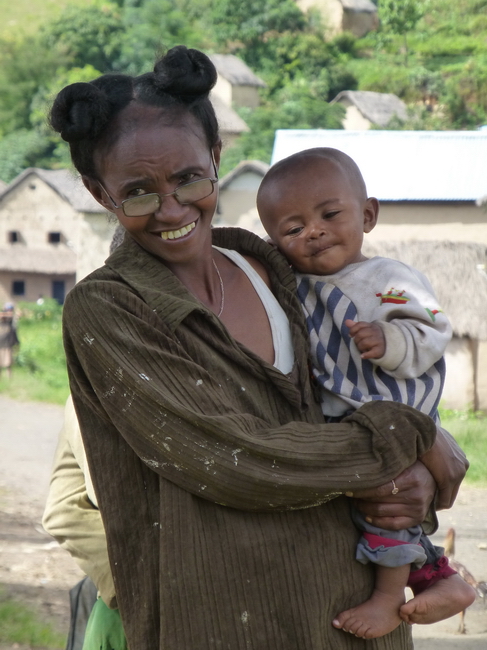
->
[44,45,467,649]
[256,147,475,639]
[0,302,19,380]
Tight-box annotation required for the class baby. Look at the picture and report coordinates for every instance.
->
[257,147,475,639]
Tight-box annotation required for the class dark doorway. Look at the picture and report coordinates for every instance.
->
[52,280,65,305]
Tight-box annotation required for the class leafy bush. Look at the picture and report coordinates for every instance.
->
[17,297,63,321]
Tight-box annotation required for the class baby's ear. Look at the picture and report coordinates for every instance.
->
[363,197,379,233]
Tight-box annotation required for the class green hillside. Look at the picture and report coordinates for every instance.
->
[0,0,486,179]
[0,0,96,37]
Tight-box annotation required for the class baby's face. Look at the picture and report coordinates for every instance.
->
[258,158,377,275]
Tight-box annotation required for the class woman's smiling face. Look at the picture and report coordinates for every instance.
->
[86,104,221,265]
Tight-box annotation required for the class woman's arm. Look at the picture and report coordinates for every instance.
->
[63,278,437,512]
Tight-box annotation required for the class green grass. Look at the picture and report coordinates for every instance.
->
[0,299,69,404]
[438,407,487,487]
[0,589,65,648]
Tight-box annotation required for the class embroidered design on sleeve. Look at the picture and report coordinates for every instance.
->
[376,288,410,305]
[425,308,443,322]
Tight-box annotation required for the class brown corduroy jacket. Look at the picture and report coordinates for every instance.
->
[63,227,436,649]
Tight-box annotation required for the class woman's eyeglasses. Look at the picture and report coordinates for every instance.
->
[100,176,218,217]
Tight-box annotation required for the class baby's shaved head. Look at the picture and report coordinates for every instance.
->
[257,147,368,210]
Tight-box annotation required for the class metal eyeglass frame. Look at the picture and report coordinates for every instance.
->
[99,153,219,217]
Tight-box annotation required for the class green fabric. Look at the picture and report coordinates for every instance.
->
[83,599,127,650]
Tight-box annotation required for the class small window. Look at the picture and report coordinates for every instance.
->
[12,280,25,296]
[8,231,19,243]
[48,232,62,244]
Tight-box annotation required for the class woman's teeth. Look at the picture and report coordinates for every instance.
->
[160,221,196,241]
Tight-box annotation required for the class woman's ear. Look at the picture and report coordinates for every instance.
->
[82,176,113,213]
[212,140,222,173]
[363,197,379,233]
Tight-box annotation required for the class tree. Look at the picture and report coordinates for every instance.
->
[211,0,306,53]
[117,0,208,75]
[378,0,427,65]
[220,85,345,174]
[0,35,68,135]
[38,3,125,73]
[0,130,50,183]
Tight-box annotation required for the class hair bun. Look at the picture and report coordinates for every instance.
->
[153,45,217,100]
[50,82,111,143]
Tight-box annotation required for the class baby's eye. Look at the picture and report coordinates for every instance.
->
[323,210,340,219]
[287,226,303,236]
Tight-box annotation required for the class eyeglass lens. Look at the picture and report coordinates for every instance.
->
[123,178,215,217]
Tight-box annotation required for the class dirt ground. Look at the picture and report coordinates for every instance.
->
[0,394,486,649]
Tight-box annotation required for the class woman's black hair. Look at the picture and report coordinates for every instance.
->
[49,46,220,180]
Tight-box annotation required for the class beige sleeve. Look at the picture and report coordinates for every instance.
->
[42,396,116,608]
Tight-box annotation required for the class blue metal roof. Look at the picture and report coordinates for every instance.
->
[271,130,487,202]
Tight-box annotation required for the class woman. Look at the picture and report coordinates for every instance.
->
[47,46,466,649]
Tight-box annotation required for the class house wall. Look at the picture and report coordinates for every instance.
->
[231,85,261,109]
[475,340,487,411]
[296,0,343,35]
[213,76,261,110]
[212,76,233,108]
[0,173,116,305]
[217,171,266,225]
[443,338,476,411]
[367,203,487,245]
[342,8,379,37]
[342,103,372,130]
[0,176,81,248]
[296,0,377,37]
[77,214,118,281]
[0,270,75,305]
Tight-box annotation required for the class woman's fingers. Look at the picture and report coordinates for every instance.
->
[420,426,468,510]
[349,461,436,530]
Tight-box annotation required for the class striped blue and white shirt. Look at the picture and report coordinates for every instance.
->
[296,257,452,420]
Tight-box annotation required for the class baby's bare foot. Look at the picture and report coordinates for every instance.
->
[400,574,476,625]
[333,589,405,639]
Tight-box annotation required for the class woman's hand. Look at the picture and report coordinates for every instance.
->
[348,426,468,530]
[348,461,436,530]
[419,426,469,510]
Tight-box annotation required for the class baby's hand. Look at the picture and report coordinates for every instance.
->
[345,319,385,359]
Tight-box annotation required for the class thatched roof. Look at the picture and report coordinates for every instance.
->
[219,160,269,190]
[0,168,104,213]
[0,246,76,274]
[362,240,487,340]
[210,94,249,135]
[331,90,408,127]
[209,54,266,88]
[341,0,377,12]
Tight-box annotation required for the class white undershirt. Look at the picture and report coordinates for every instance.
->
[214,246,294,374]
